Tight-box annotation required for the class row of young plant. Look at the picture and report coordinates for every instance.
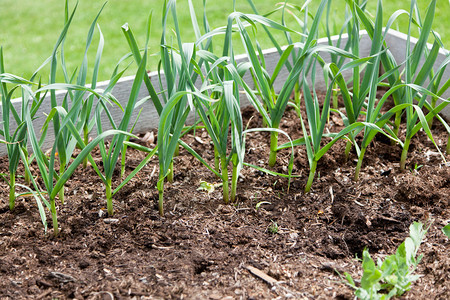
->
[1,0,449,236]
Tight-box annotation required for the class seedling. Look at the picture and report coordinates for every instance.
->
[409,163,423,175]
[255,201,271,211]
[197,180,218,194]
[268,220,279,234]
[342,222,429,299]
[157,0,215,215]
[91,18,151,217]
[46,1,107,205]
[0,58,33,211]
[442,224,450,239]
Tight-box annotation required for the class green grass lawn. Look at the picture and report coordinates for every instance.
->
[1,0,448,83]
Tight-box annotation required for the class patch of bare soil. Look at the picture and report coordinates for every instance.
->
[0,98,449,299]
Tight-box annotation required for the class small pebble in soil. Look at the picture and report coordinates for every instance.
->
[103,218,119,224]
[139,277,148,284]
[98,209,106,218]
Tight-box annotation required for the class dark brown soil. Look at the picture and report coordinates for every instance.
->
[0,99,449,299]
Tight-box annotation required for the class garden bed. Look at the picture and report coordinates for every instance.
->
[1,99,448,299]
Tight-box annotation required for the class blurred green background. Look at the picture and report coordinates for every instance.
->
[0,0,448,83]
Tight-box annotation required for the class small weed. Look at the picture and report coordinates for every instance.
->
[268,220,279,234]
[197,180,216,194]
[443,223,450,239]
[251,191,261,201]
[255,201,271,211]
[341,222,429,300]
[410,163,423,175]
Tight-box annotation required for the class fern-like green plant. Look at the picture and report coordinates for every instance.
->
[343,222,429,300]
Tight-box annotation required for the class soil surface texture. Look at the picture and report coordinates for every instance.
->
[1,97,449,299]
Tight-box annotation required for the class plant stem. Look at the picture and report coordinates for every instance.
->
[24,167,30,186]
[174,143,179,157]
[221,155,229,204]
[167,160,174,183]
[120,148,126,178]
[167,141,178,183]
[157,177,164,216]
[269,130,279,167]
[392,111,402,145]
[22,147,30,185]
[230,154,238,203]
[121,138,129,179]
[58,186,65,205]
[106,178,113,216]
[294,82,301,107]
[214,146,220,177]
[9,172,15,211]
[82,124,89,169]
[304,159,317,193]
[400,138,411,170]
[354,146,367,181]
[332,82,338,109]
[344,140,352,162]
[59,161,65,205]
[50,198,59,236]
[427,98,437,129]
